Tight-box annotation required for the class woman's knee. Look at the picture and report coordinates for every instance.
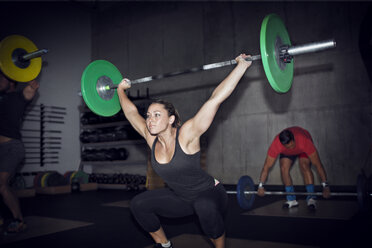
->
[193,198,217,216]
[129,194,146,213]
[194,201,225,239]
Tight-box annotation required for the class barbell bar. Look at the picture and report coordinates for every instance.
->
[226,191,360,196]
[101,39,335,92]
[81,13,336,117]
[0,34,48,82]
[21,49,48,61]
[227,174,371,212]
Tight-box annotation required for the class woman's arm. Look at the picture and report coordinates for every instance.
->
[180,54,252,149]
[117,79,153,144]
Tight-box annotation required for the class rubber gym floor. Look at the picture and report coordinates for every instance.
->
[0,186,371,248]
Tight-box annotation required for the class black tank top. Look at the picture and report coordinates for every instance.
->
[0,91,30,140]
[151,128,215,201]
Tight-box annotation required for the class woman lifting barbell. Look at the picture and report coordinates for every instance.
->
[116,54,252,248]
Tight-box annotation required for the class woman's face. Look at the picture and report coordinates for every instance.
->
[146,103,174,135]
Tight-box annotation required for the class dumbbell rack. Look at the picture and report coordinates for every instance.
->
[79,94,151,189]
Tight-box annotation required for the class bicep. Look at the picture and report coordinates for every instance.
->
[125,110,148,138]
[124,111,156,149]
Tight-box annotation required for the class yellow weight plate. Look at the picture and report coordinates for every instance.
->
[41,172,51,187]
[0,35,42,82]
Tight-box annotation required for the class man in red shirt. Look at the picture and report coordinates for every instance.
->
[257,126,331,209]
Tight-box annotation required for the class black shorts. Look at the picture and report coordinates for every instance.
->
[279,152,308,162]
[0,139,25,174]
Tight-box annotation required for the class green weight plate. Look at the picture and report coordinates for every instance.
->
[81,60,123,117]
[71,171,89,184]
[260,13,293,93]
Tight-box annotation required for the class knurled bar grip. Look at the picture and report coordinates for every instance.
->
[106,55,262,90]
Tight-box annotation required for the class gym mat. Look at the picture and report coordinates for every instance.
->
[242,199,358,220]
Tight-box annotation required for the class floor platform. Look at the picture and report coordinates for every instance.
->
[0,216,93,244]
[144,234,319,248]
[242,199,359,220]
[0,189,370,248]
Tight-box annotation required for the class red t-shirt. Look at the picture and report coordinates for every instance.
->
[267,126,316,158]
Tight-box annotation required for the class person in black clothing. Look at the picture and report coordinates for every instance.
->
[0,71,39,232]
[117,54,252,248]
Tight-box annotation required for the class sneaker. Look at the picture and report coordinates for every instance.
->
[282,200,299,209]
[5,219,27,234]
[153,242,173,248]
[307,198,317,210]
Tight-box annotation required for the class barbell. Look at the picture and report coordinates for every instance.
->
[81,13,336,117]
[0,34,48,82]
[226,173,371,212]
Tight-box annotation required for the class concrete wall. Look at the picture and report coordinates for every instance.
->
[0,2,92,185]
[91,1,371,185]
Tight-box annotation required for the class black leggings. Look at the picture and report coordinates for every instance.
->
[130,183,228,239]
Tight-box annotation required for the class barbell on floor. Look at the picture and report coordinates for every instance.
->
[226,173,371,212]
[80,13,336,117]
[0,34,48,82]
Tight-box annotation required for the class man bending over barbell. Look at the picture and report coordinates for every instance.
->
[257,126,331,209]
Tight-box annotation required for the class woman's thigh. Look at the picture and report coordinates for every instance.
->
[131,188,195,218]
